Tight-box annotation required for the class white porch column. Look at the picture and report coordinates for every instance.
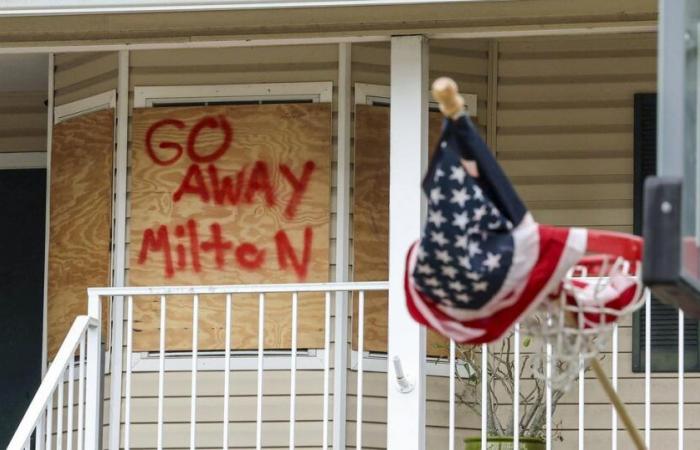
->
[387,35,428,450]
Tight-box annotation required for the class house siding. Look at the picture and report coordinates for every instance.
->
[45,31,700,450]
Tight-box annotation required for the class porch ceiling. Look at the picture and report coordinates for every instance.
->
[0,0,656,49]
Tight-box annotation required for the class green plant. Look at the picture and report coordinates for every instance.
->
[443,334,572,441]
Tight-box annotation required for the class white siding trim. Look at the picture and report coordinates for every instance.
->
[354,81,478,116]
[130,349,326,372]
[0,152,47,169]
[134,82,333,107]
[53,90,116,124]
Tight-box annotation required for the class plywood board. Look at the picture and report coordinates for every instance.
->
[352,104,446,355]
[129,103,331,351]
[47,109,114,358]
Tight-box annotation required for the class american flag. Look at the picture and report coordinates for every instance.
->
[405,114,588,344]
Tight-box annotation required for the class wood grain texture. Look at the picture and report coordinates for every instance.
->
[352,105,445,355]
[129,103,331,351]
[47,109,114,358]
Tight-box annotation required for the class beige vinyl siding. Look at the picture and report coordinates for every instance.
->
[54,52,119,107]
[0,91,46,152]
[497,33,700,449]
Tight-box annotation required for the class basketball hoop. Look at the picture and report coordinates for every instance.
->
[521,229,646,390]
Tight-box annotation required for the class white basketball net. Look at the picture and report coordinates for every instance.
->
[520,255,647,391]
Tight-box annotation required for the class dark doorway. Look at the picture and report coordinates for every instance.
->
[0,169,46,448]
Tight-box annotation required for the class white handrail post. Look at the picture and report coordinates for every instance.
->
[85,291,103,450]
[387,34,428,450]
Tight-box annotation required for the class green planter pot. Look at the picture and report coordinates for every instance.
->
[464,436,546,450]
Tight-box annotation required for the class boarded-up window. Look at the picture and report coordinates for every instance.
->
[352,104,446,355]
[129,103,331,351]
[47,109,114,357]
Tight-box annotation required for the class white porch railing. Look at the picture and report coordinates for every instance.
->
[8,314,102,450]
[9,283,689,450]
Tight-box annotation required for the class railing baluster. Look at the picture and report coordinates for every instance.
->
[56,369,64,450]
[644,290,651,447]
[356,291,364,450]
[223,294,232,450]
[36,409,45,450]
[449,338,455,450]
[289,292,298,450]
[45,392,53,450]
[67,356,74,450]
[157,295,166,450]
[322,291,331,450]
[545,333,552,450]
[612,324,619,450]
[578,354,584,450]
[190,295,199,450]
[256,293,265,450]
[124,296,133,450]
[77,335,85,450]
[514,324,520,450]
[678,309,684,450]
[481,344,487,450]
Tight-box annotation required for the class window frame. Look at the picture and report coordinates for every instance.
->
[130,81,334,372]
[352,83,477,376]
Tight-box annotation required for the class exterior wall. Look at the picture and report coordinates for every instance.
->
[54,52,118,106]
[494,33,700,449]
[0,91,46,153]
[44,30,700,450]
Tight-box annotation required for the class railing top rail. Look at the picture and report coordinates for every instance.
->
[88,280,389,297]
[7,315,97,450]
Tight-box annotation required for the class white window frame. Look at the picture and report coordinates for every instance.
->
[0,152,46,170]
[352,83,477,377]
[53,89,116,124]
[130,81,334,372]
[134,81,332,107]
[355,82,478,115]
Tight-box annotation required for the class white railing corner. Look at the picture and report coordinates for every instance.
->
[85,292,103,450]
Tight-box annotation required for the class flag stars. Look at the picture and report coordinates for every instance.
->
[433,288,447,299]
[434,168,445,181]
[417,246,428,260]
[423,277,440,287]
[456,293,472,303]
[473,205,488,221]
[430,187,445,204]
[467,241,482,257]
[416,264,434,275]
[483,252,502,272]
[441,265,458,279]
[458,255,472,270]
[450,188,470,207]
[449,166,467,184]
[435,249,452,264]
[473,185,484,201]
[449,280,466,292]
[473,281,488,292]
[466,271,481,281]
[428,210,447,228]
[452,211,469,230]
[430,231,449,247]
[455,235,468,250]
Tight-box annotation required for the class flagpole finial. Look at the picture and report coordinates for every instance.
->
[432,77,465,120]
